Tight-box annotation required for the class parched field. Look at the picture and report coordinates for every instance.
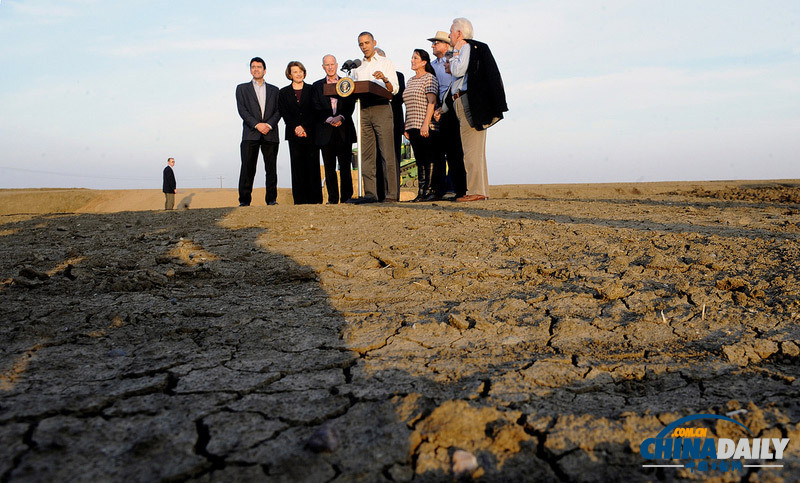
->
[1,181,799,481]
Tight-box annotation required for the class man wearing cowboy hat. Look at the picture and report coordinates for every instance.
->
[428,31,454,102]
[428,30,466,199]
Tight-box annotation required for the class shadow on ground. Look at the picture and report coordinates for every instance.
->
[1,197,799,481]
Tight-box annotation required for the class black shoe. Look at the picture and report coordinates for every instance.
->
[267,201,278,206]
[351,196,378,204]
[239,203,250,207]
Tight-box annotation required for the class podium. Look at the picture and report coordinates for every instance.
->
[323,80,392,198]
[322,79,392,99]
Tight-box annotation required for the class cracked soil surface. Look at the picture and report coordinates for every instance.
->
[1,181,799,481]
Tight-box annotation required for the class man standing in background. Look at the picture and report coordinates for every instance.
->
[162,157,176,210]
[235,57,281,206]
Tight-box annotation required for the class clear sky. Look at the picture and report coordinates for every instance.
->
[1,0,798,189]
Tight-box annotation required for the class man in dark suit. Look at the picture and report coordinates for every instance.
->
[311,55,357,204]
[162,157,176,210]
[235,56,281,206]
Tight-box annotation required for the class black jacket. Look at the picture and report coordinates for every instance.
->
[311,78,357,146]
[392,71,405,135]
[465,39,508,130]
[162,165,176,193]
[278,83,316,144]
[235,81,280,142]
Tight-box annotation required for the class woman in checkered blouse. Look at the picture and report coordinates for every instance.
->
[402,49,440,202]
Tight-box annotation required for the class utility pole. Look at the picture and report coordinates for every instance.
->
[218,176,223,189]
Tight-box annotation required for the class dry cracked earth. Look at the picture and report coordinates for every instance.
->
[1,183,800,482]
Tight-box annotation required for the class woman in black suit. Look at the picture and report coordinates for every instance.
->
[279,61,322,204]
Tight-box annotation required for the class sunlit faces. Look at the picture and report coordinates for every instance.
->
[358,34,376,59]
[250,61,265,81]
[290,66,305,83]
[449,25,462,47]
[410,51,424,71]
[431,40,449,58]
[322,55,338,78]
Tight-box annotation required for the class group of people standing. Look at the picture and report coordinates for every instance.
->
[235,55,356,206]
[234,17,506,207]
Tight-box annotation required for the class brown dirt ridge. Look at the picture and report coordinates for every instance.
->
[1,180,799,481]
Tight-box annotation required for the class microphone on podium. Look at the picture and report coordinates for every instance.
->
[341,59,361,74]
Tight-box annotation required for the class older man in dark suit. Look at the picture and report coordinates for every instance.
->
[311,55,357,204]
[235,56,281,206]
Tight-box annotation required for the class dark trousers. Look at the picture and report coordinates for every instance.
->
[407,129,443,196]
[289,140,323,205]
[321,134,353,204]
[440,109,466,197]
[239,139,279,205]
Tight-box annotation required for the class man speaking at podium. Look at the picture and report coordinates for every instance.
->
[352,32,400,203]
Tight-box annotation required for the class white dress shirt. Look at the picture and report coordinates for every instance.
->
[252,79,266,117]
[353,54,399,95]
